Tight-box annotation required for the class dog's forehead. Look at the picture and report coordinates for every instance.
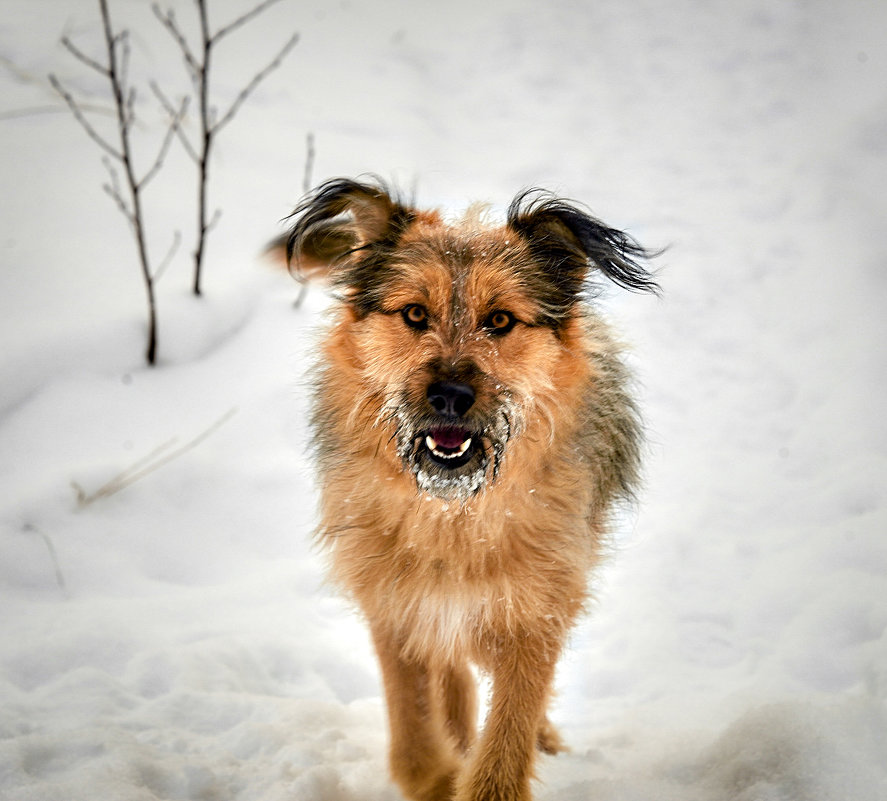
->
[391,225,531,309]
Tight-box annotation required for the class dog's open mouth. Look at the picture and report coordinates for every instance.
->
[394,403,514,501]
[423,427,475,467]
[402,424,490,500]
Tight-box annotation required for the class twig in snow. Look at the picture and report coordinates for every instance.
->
[292,131,316,308]
[153,0,298,296]
[50,0,187,366]
[153,229,183,284]
[302,131,315,195]
[72,407,238,507]
[23,524,68,597]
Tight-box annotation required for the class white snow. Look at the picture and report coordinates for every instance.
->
[2,0,886,799]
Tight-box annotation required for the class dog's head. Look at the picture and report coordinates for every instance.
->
[288,178,658,501]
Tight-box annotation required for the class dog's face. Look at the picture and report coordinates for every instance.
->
[288,180,658,501]
[351,230,574,500]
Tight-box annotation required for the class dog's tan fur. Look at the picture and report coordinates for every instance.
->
[285,179,657,801]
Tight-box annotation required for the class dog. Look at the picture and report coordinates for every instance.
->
[284,178,659,801]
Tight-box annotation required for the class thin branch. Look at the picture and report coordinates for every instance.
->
[23,524,68,596]
[124,87,137,134]
[97,0,159,364]
[102,181,135,224]
[153,0,298,295]
[72,408,238,506]
[49,73,122,161]
[117,30,132,95]
[72,437,177,505]
[302,131,315,194]
[112,437,180,481]
[1,100,116,121]
[204,207,222,237]
[212,31,298,134]
[101,154,130,214]
[153,230,182,283]
[150,80,199,162]
[212,0,285,43]
[138,95,188,190]
[61,36,109,76]
[0,105,72,120]
[152,4,200,76]
[293,132,316,309]
[55,0,180,365]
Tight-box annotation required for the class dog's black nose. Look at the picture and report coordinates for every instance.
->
[427,381,475,419]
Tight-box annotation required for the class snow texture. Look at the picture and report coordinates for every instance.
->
[1,0,886,799]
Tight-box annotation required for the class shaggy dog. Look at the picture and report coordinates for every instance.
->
[285,178,658,801]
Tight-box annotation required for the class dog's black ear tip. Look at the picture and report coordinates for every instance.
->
[570,216,664,295]
[631,245,667,296]
[630,276,663,296]
[598,267,662,296]
[611,248,664,295]
[644,266,665,297]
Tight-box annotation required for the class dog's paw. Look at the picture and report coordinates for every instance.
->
[537,717,568,755]
[391,752,460,801]
[416,771,457,801]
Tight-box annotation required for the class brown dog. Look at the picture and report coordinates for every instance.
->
[285,179,658,801]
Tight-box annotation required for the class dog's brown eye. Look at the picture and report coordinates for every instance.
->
[402,304,428,329]
[485,310,516,335]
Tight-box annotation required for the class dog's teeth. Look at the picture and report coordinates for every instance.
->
[425,435,472,459]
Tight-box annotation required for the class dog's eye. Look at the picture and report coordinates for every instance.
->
[485,310,516,335]
[402,304,428,330]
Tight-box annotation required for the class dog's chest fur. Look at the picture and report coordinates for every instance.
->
[322,453,596,662]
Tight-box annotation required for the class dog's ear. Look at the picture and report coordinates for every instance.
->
[507,190,660,297]
[286,178,413,279]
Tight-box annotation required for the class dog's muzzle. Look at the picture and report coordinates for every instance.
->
[394,380,506,501]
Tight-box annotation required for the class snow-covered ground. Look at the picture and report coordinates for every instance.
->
[2,0,886,799]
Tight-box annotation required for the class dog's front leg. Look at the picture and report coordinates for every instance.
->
[454,632,561,801]
[370,621,461,801]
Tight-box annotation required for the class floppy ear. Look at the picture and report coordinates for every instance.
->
[507,189,660,296]
[286,178,414,279]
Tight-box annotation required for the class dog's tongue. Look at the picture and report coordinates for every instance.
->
[430,427,470,449]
